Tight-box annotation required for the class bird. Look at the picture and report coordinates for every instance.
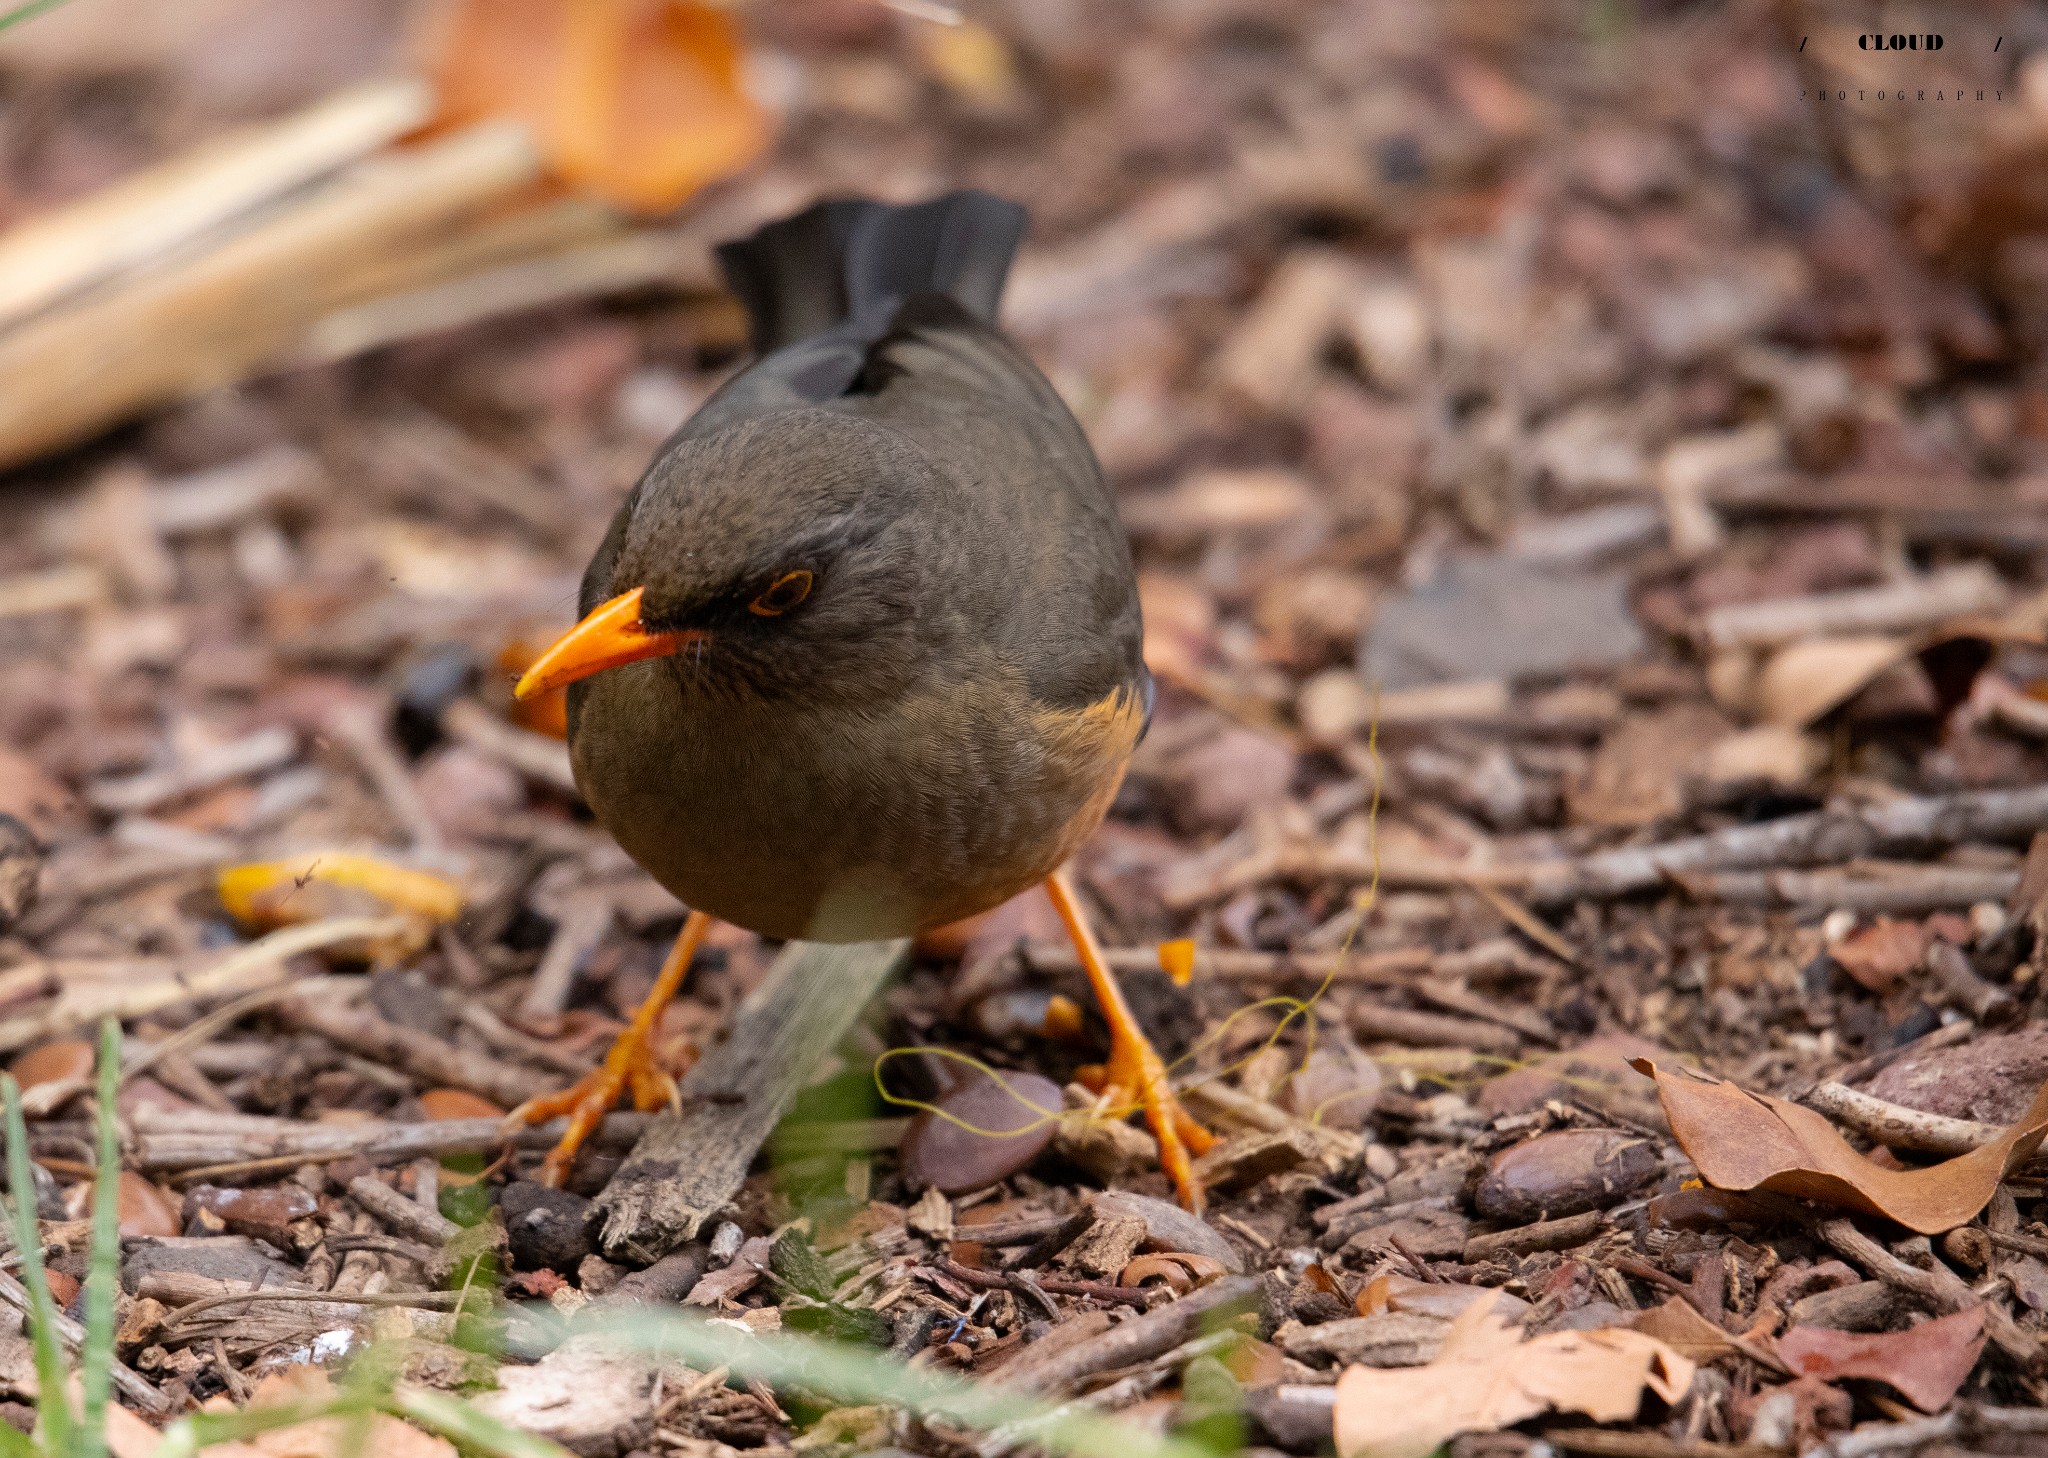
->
[505,190,1214,1208]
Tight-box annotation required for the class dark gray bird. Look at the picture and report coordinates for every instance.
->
[510,191,1212,1205]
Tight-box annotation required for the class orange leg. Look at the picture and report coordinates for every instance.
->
[508,908,712,1188]
[1045,869,1214,1212]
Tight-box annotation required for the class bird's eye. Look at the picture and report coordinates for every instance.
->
[749,569,813,617]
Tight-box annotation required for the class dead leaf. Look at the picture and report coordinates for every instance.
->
[1776,1307,1985,1412]
[1632,1058,2048,1235]
[424,0,771,215]
[1753,635,1912,728]
[1332,1289,1694,1458]
[1630,1297,1741,1363]
[1829,918,1928,992]
[1567,704,1730,828]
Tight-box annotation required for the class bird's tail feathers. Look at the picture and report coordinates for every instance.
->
[715,191,1027,355]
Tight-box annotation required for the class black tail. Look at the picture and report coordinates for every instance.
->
[715,191,1028,355]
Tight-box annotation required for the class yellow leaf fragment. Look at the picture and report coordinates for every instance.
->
[218,851,464,932]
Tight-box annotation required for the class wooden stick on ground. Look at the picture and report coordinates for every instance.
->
[0,119,540,469]
[129,1110,652,1177]
[0,916,407,1054]
[592,938,909,1264]
[1514,783,2048,906]
[1799,1082,2001,1157]
[0,1271,171,1416]
[0,79,432,331]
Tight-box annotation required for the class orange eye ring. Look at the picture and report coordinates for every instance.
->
[749,569,813,616]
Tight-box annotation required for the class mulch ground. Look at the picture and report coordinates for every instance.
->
[4,2,2048,1455]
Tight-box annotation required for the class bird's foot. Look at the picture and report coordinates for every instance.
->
[507,1031,681,1188]
[1076,1017,1215,1212]
[1045,870,1214,1213]
[505,909,710,1188]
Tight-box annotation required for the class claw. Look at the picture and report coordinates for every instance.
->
[507,910,709,1187]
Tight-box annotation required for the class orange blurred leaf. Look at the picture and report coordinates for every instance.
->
[426,0,771,215]
[1631,1057,2048,1235]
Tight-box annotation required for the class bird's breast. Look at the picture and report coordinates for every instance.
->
[570,663,1143,942]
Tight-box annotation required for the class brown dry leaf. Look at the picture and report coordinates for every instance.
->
[1753,635,1911,728]
[1829,917,1928,992]
[1776,1307,1985,1412]
[1567,704,1730,828]
[425,0,771,215]
[201,1368,456,1458]
[1630,1297,1741,1363]
[1631,1058,2048,1234]
[1332,1289,1694,1458]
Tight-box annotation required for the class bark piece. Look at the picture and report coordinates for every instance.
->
[592,939,907,1263]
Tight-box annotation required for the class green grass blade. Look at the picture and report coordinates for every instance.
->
[0,0,76,35]
[390,1387,575,1458]
[0,1419,37,1457]
[146,1397,356,1458]
[76,1021,123,1458]
[584,1308,1221,1458]
[4,1071,75,1456]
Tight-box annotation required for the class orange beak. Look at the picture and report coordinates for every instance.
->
[513,587,703,700]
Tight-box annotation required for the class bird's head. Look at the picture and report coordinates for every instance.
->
[515,411,943,708]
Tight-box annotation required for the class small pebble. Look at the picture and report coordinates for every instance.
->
[709,1221,746,1263]
[899,1069,1061,1194]
[419,1088,506,1121]
[9,1040,94,1091]
[500,1180,594,1272]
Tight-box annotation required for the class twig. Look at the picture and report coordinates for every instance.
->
[326,701,446,853]
[84,725,298,815]
[1674,864,2019,913]
[121,977,350,1087]
[1352,1002,1520,1056]
[934,1259,1152,1310]
[1817,1219,2037,1367]
[134,1110,650,1180]
[1926,940,2016,1023]
[1798,1083,2000,1156]
[275,982,547,1109]
[301,226,718,365]
[519,894,615,1026]
[441,698,577,795]
[995,1275,1259,1395]
[458,1000,598,1078]
[159,1286,466,1334]
[0,916,406,1053]
[0,120,542,469]
[347,1174,460,1245]
[1514,784,2048,905]
[1019,940,1432,984]
[0,79,431,330]
[0,1270,171,1415]
[1462,1210,1607,1262]
[1702,562,2007,649]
